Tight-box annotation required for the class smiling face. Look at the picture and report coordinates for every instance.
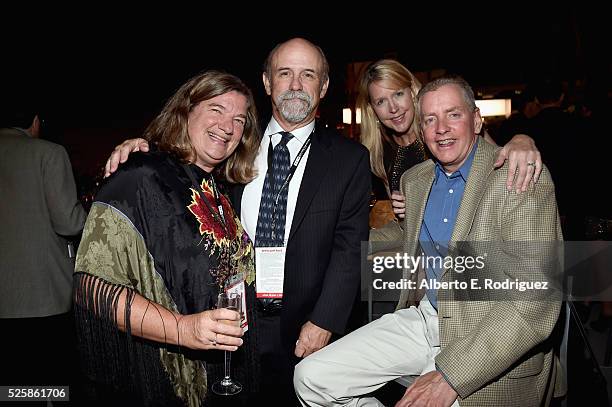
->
[263,38,329,131]
[420,83,482,173]
[187,90,248,172]
[368,80,415,136]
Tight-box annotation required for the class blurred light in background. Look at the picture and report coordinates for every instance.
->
[475,99,512,118]
[342,108,362,124]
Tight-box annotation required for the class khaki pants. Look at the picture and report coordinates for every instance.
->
[294,300,460,406]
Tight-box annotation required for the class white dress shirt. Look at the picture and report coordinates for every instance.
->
[241,117,314,245]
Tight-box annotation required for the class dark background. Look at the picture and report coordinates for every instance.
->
[2,9,611,403]
[2,10,609,182]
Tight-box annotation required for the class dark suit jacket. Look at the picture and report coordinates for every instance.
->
[0,128,86,318]
[230,124,370,350]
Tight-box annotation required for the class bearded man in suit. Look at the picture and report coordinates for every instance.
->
[294,75,564,407]
[102,38,371,404]
[231,37,370,403]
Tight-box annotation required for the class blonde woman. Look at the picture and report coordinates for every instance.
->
[358,59,542,220]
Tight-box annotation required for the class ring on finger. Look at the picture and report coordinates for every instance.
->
[211,333,218,346]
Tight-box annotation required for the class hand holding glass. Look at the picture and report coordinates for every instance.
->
[211,292,242,396]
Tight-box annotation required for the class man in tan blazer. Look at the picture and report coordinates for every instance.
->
[294,76,564,406]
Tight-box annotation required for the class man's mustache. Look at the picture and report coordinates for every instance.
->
[279,91,311,103]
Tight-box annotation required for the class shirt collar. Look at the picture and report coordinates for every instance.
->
[264,116,315,144]
[11,127,33,138]
[434,137,479,183]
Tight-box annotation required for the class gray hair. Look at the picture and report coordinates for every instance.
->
[416,75,477,113]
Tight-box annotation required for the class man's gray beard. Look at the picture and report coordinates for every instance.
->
[277,91,314,123]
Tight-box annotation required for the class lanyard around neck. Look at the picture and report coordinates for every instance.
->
[266,131,312,209]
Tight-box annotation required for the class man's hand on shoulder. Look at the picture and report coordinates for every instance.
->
[104,138,149,178]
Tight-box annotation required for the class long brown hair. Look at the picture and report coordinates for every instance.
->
[143,70,261,183]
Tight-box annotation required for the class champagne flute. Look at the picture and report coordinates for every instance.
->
[211,292,242,396]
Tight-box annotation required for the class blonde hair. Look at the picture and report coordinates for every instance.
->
[356,59,422,194]
[143,70,261,184]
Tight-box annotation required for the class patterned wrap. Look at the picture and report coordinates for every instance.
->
[74,151,256,406]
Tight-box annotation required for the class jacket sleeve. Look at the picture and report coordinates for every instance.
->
[43,144,86,236]
[435,168,562,398]
[309,149,371,334]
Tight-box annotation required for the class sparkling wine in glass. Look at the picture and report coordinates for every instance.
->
[211,292,242,396]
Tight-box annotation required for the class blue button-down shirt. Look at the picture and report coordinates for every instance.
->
[419,139,479,309]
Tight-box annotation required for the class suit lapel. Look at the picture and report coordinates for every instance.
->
[288,127,331,241]
[448,139,499,248]
[403,161,436,257]
[438,140,498,305]
[401,141,498,294]
[397,161,435,306]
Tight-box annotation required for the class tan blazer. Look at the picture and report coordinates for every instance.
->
[371,140,564,406]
